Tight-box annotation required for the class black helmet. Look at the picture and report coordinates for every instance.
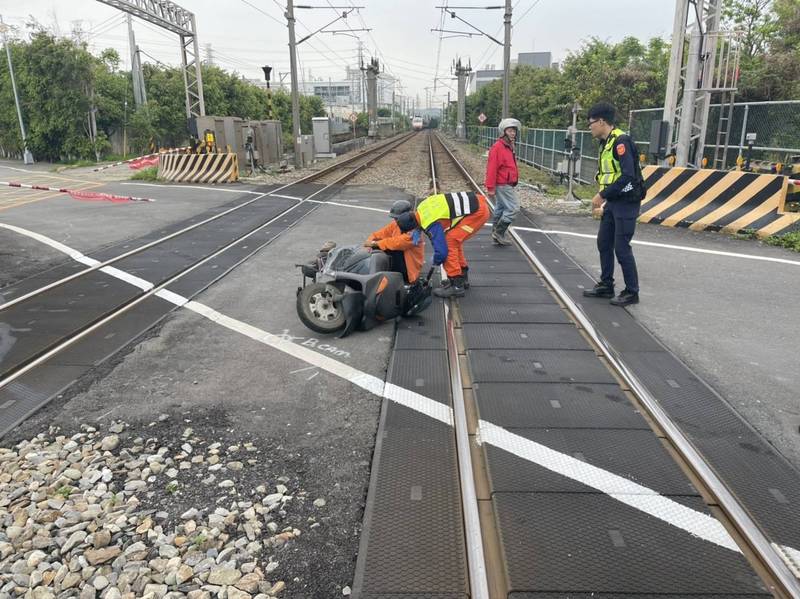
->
[395,211,418,233]
[389,199,412,219]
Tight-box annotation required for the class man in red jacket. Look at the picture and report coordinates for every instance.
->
[485,118,521,245]
[364,199,425,283]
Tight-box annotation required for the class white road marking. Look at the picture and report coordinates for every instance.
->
[100,266,153,291]
[122,182,263,195]
[479,421,739,552]
[8,217,800,563]
[513,225,800,267]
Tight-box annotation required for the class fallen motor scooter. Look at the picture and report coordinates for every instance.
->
[296,242,434,337]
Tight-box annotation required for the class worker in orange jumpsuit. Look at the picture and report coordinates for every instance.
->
[364,199,425,283]
[395,191,491,298]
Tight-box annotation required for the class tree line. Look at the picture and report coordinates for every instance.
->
[458,0,799,131]
[0,28,327,162]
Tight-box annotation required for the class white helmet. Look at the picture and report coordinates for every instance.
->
[498,118,522,136]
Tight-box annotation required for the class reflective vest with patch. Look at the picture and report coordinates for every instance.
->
[596,127,626,189]
[417,192,481,230]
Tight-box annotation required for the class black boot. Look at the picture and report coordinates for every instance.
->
[492,221,512,246]
[610,289,639,306]
[433,276,465,298]
[461,266,470,289]
[582,282,614,298]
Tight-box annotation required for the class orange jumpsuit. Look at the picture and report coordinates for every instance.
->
[366,220,425,283]
[427,195,491,278]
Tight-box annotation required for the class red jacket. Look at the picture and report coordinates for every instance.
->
[485,137,519,193]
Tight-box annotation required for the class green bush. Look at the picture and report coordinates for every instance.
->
[764,231,800,252]
[129,166,158,181]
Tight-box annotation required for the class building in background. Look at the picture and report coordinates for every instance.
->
[469,51,556,93]
[470,67,505,93]
[517,51,552,69]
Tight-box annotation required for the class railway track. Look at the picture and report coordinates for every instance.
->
[426,131,800,598]
[0,131,419,436]
[2,128,798,597]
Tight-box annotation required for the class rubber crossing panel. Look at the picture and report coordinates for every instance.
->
[494,493,769,596]
[472,382,647,429]
[512,224,800,576]
[352,298,468,598]
[456,231,773,595]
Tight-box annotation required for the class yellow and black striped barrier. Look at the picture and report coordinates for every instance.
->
[158,152,239,184]
[640,166,800,238]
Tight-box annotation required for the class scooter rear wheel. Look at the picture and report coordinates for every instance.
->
[296,283,346,334]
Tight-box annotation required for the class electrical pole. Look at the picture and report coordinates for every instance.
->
[447,91,451,132]
[502,0,512,118]
[127,15,147,107]
[358,40,366,113]
[454,58,471,139]
[366,57,379,137]
[391,83,396,132]
[286,0,302,168]
[1,16,34,164]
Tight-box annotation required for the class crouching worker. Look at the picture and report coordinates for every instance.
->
[364,199,425,283]
[395,191,491,298]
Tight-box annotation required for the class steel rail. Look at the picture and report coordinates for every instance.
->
[0,132,416,313]
[0,132,419,391]
[428,131,491,599]
[432,131,800,598]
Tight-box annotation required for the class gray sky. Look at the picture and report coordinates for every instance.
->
[1,1,676,105]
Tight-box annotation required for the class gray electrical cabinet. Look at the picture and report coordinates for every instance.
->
[312,117,333,155]
[222,117,244,164]
[299,134,315,168]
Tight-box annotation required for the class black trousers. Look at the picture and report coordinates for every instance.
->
[598,200,640,293]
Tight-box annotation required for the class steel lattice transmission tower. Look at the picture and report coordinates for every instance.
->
[96,0,205,119]
[663,0,741,168]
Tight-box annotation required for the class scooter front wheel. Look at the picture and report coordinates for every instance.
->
[296,283,346,334]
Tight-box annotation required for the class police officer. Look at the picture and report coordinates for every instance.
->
[582,102,646,307]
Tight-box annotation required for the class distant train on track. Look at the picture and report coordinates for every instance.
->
[412,116,424,131]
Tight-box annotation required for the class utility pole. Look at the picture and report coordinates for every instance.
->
[286,0,302,168]
[502,0,512,118]
[391,83,396,132]
[87,84,100,162]
[0,16,33,164]
[127,15,147,107]
[447,91,451,132]
[358,40,366,113]
[366,57,379,137]
[454,58,471,139]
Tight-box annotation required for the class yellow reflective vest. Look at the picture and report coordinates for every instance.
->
[417,192,480,229]
[596,127,626,189]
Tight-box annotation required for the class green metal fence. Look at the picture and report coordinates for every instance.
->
[464,101,799,184]
[629,100,800,169]
[467,125,599,184]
